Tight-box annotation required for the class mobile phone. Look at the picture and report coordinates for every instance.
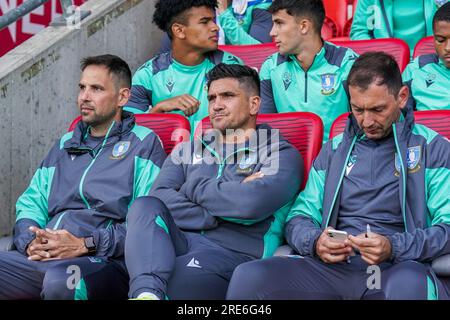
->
[327,229,348,243]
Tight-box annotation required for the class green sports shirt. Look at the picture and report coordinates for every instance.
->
[125,51,243,134]
[259,42,358,143]
[403,53,450,110]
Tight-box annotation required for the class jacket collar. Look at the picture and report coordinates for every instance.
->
[64,111,136,151]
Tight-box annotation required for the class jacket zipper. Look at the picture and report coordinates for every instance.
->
[304,72,308,103]
[79,121,115,209]
[393,125,408,232]
[325,135,357,227]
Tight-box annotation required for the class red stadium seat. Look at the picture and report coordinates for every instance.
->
[330,38,410,72]
[323,0,348,36]
[329,112,350,139]
[219,42,278,71]
[194,112,324,190]
[68,113,190,155]
[322,16,339,40]
[413,36,435,59]
[329,110,450,140]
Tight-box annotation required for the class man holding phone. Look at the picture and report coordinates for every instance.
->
[227,52,450,300]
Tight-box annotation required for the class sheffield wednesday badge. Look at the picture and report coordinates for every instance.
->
[321,74,336,95]
[111,141,131,159]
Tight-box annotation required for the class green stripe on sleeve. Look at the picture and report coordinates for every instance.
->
[286,167,325,227]
[426,167,450,225]
[130,156,161,206]
[16,167,55,228]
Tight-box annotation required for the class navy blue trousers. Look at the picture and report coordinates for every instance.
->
[0,251,128,299]
[125,196,253,300]
[226,255,450,300]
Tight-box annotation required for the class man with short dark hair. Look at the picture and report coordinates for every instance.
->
[125,0,243,134]
[260,0,357,143]
[124,63,302,300]
[227,52,450,300]
[403,2,450,110]
[0,55,166,300]
[159,0,274,52]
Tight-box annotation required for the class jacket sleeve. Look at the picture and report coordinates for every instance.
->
[285,145,330,256]
[186,142,303,224]
[218,7,272,45]
[350,0,373,40]
[13,142,59,254]
[124,64,153,114]
[387,136,450,263]
[259,57,278,113]
[150,143,218,230]
[92,133,166,258]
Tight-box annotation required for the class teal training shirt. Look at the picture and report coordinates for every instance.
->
[218,3,272,45]
[125,51,243,135]
[259,42,358,143]
[403,53,450,110]
[393,0,427,56]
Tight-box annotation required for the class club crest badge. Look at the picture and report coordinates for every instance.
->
[321,74,336,95]
[111,141,130,159]
[237,152,257,174]
[394,146,421,176]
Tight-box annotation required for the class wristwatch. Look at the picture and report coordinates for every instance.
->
[84,236,96,255]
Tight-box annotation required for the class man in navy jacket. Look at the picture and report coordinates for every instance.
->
[125,63,302,300]
[0,55,166,300]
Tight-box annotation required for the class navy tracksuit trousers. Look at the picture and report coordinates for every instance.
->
[125,196,253,300]
[226,255,450,300]
[0,251,128,299]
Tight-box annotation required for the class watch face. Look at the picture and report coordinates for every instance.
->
[85,236,96,250]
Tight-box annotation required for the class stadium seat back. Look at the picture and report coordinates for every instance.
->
[194,112,324,190]
[322,16,339,39]
[219,43,278,72]
[330,38,410,72]
[413,36,435,59]
[323,0,348,36]
[329,110,450,140]
[68,113,190,155]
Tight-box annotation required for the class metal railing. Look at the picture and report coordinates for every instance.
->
[0,0,90,31]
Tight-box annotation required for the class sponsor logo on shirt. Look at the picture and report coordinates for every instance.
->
[186,257,202,268]
[320,73,336,95]
[345,154,357,176]
[425,73,436,88]
[166,76,175,93]
[282,72,292,90]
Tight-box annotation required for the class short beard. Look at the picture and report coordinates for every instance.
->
[82,108,119,128]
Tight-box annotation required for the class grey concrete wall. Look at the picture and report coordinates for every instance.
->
[0,0,162,236]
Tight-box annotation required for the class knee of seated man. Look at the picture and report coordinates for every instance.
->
[42,264,79,300]
[127,196,169,223]
[228,260,274,297]
[383,261,430,299]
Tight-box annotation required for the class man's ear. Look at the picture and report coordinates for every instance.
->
[397,85,409,110]
[171,23,186,40]
[298,18,311,35]
[118,87,131,108]
[249,95,261,116]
